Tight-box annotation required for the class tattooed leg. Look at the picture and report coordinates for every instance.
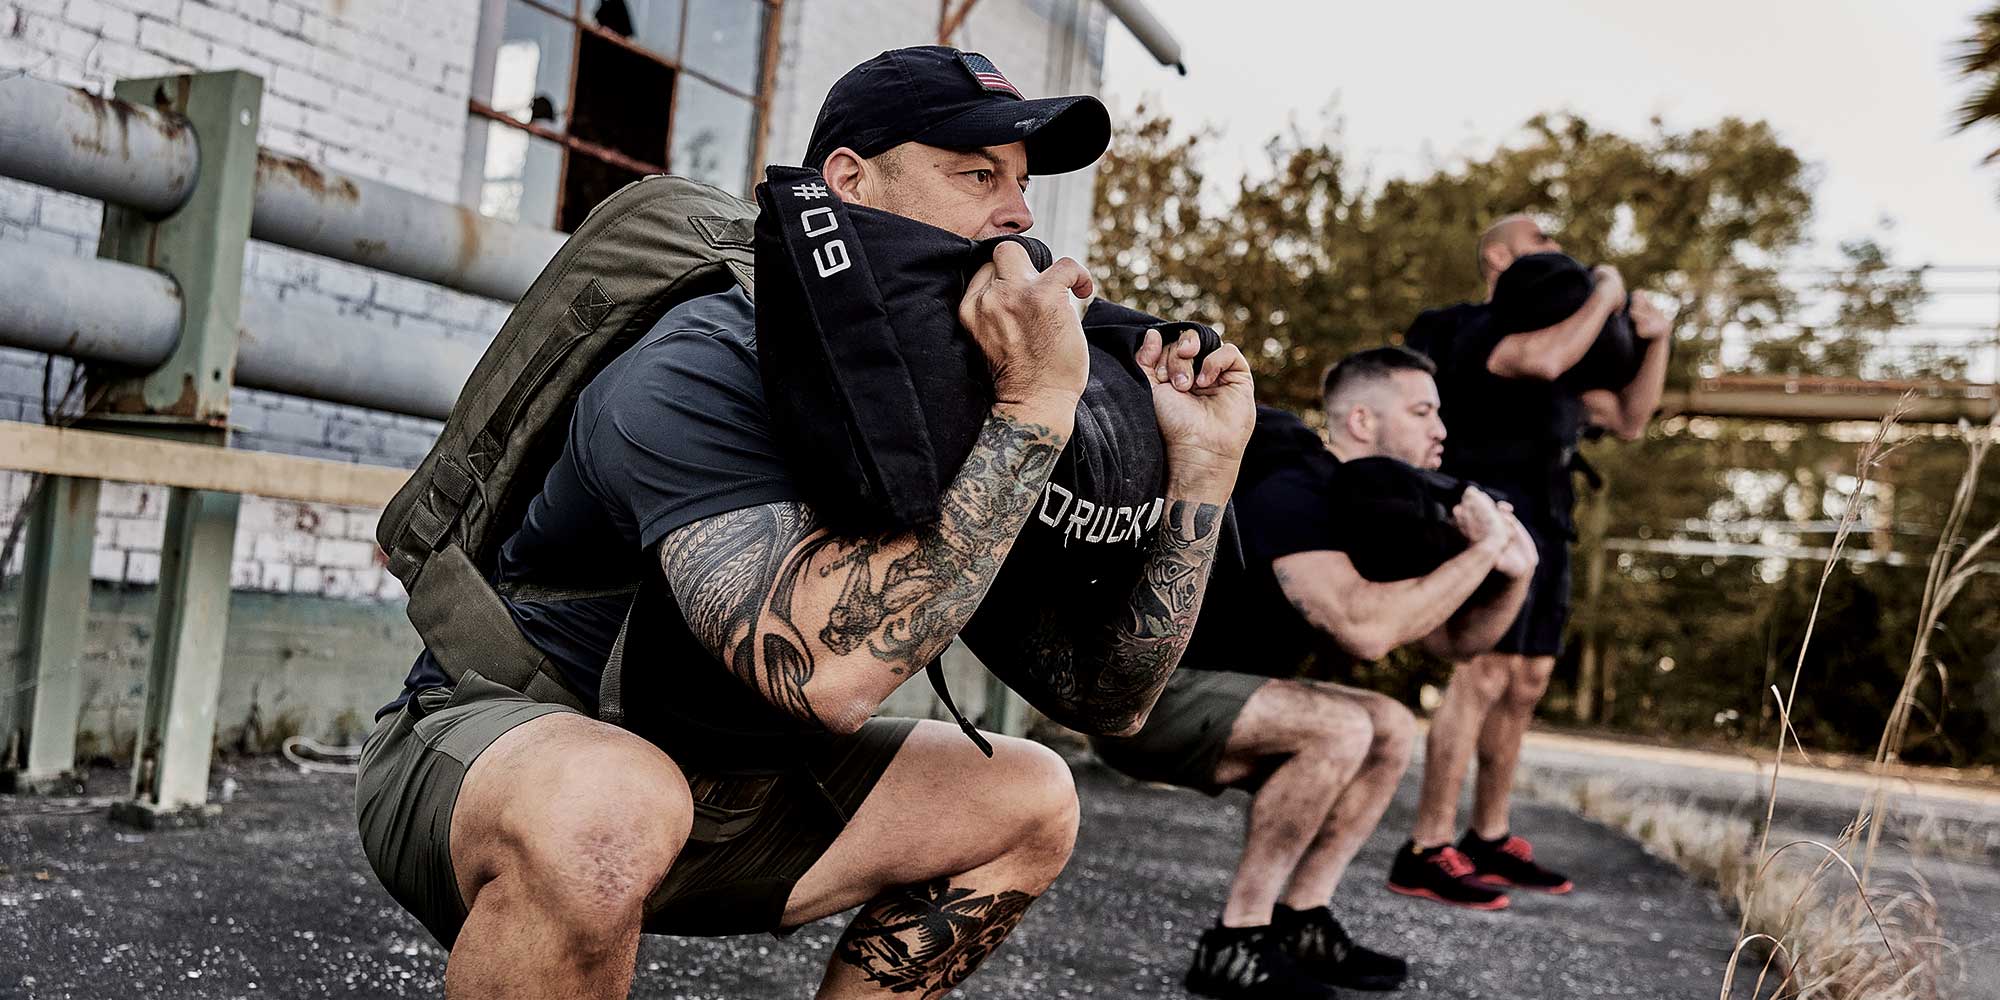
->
[782,722,1078,1000]
[822,878,1040,999]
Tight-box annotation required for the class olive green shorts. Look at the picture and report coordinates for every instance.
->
[355,670,917,947]
[1089,668,1271,796]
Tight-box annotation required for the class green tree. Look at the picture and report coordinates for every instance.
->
[1744,239,1936,380]
[1090,111,1813,414]
[1954,4,2000,178]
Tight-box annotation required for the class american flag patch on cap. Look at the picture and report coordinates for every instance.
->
[957,51,1022,98]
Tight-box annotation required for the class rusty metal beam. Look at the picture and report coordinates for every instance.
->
[0,245,182,367]
[0,239,479,420]
[1102,0,1187,74]
[939,0,979,42]
[1660,380,1999,425]
[234,293,478,420]
[0,74,199,215]
[249,147,567,303]
[0,72,567,303]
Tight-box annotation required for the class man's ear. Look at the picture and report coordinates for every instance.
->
[1343,404,1374,446]
[1480,243,1513,283]
[821,147,867,204]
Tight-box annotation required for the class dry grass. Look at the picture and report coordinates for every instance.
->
[1890,811,2000,865]
[1521,775,1960,999]
[1532,398,1999,998]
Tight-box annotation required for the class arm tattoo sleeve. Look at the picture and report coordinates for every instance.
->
[999,499,1226,734]
[658,412,1064,726]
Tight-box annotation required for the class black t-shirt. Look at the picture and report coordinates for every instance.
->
[379,288,801,719]
[1182,451,1359,678]
[1409,302,1585,534]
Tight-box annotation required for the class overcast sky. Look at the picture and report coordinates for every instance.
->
[1101,0,2000,270]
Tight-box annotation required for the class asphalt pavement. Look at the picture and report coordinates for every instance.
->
[2,746,1758,999]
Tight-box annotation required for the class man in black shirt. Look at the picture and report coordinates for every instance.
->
[355,47,1255,1000]
[1092,348,1534,997]
[1389,214,1669,908]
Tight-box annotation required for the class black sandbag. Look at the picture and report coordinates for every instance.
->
[1490,251,1643,392]
[1333,456,1477,583]
[1325,454,1510,600]
[1240,403,1332,492]
[1008,300,1234,576]
[1236,407,1480,583]
[965,300,1240,662]
[754,164,1052,533]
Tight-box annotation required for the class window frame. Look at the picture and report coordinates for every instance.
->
[462,0,783,229]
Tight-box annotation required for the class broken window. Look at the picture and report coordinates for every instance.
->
[463,0,773,232]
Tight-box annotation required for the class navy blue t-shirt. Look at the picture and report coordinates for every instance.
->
[1409,301,1585,535]
[379,288,801,719]
[1183,451,1358,678]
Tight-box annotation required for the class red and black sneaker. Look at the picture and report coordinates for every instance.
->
[1457,830,1574,895]
[1385,841,1510,910]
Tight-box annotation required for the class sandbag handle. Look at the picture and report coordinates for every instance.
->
[1149,320,1224,378]
[979,233,1054,272]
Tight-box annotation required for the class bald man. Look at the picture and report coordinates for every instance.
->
[1388,215,1669,909]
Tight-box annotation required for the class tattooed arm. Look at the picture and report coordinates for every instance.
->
[657,406,1071,734]
[962,496,1228,736]
[961,325,1255,736]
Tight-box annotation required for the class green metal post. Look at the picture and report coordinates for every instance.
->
[85,71,261,828]
[112,488,241,827]
[1,476,100,795]
[90,71,262,428]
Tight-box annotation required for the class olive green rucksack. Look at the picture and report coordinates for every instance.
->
[376,175,755,715]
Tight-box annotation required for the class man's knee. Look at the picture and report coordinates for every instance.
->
[993,738,1081,870]
[467,735,692,944]
[1457,655,1517,705]
[1360,695,1417,767]
[1295,696,1373,771]
[1505,658,1556,709]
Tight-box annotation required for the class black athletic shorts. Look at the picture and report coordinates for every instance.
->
[1088,669,1269,796]
[1492,520,1571,657]
[356,669,917,947]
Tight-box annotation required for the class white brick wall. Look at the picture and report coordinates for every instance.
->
[0,0,1107,602]
[0,0,487,597]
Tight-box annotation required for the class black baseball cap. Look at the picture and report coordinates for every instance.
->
[803,45,1111,176]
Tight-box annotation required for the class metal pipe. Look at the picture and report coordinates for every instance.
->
[249,150,567,304]
[0,242,182,366]
[1101,0,1185,74]
[0,243,474,420]
[0,74,567,303]
[235,296,476,421]
[0,74,200,216]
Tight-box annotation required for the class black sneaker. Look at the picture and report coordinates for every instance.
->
[1273,904,1407,991]
[1385,841,1510,910]
[1185,924,1343,999]
[1457,830,1573,895]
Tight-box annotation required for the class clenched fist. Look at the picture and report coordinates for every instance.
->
[1135,326,1256,505]
[959,241,1093,410]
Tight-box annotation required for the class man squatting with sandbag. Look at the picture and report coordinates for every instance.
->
[1388,214,1670,908]
[355,46,1254,999]
[1090,347,1538,998]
